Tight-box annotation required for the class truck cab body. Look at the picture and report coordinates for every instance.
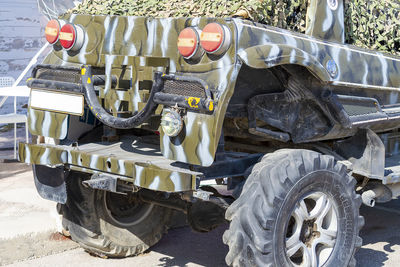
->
[19,1,400,266]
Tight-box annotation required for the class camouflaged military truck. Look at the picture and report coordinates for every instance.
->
[19,0,400,266]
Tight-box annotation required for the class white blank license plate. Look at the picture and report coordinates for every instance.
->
[30,89,84,116]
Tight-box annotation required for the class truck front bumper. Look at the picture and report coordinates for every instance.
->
[19,136,200,193]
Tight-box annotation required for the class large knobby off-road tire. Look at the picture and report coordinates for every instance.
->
[61,171,172,257]
[223,149,364,267]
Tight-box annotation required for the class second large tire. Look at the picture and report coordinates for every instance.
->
[223,149,364,267]
[62,171,172,257]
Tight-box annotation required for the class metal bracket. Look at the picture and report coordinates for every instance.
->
[193,190,213,201]
[83,173,122,194]
[334,129,385,179]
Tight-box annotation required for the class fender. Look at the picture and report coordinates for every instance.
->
[237,44,332,83]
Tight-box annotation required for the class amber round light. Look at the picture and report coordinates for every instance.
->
[59,24,76,50]
[45,19,61,44]
[177,27,199,58]
[200,23,225,53]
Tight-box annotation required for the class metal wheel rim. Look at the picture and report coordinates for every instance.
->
[285,191,338,267]
[103,192,154,227]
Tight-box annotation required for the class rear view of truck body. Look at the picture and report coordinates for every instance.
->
[18,1,400,266]
[21,12,400,187]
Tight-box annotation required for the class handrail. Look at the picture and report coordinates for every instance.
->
[0,86,30,97]
[13,43,50,88]
[0,43,50,110]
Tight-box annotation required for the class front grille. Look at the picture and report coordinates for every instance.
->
[162,79,206,98]
[36,68,81,84]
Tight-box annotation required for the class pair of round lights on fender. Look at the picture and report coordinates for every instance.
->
[177,23,231,59]
[45,19,85,51]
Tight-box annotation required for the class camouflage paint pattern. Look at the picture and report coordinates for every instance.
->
[32,15,239,167]
[19,141,198,192]
[27,52,79,140]
[28,108,69,139]
[306,0,344,43]
[27,0,400,173]
[236,19,400,101]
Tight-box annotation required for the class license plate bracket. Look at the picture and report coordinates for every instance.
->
[30,89,84,116]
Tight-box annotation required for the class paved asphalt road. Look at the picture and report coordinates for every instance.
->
[6,201,400,267]
[1,162,400,266]
[6,203,400,267]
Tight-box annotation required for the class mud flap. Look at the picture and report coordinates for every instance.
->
[333,128,385,179]
[33,165,68,204]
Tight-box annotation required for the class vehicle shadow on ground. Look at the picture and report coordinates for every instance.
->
[151,224,229,267]
[355,202,400,267]
[151,203,400,267]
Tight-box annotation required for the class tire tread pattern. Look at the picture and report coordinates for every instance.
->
[223,149,363,267]
[62,172,172,258]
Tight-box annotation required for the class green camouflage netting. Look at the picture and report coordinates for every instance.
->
[345,0,400,55]
[69,0,400,55]
[68,0,309,31]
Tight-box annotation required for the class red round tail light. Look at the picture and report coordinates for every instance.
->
[45,19,63,44]
[59,23,85,51]
[177,27,204,60]
[200,23,231,55]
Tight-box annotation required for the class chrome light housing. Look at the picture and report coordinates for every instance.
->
[160,109,183,137]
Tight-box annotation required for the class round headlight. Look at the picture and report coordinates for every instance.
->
[160,109,183,137]
[177,27,204,60]
[45,19,61,45]
[59,23,85,51]
[200,23,231,55]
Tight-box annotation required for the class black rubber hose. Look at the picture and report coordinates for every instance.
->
[81,65,162,129]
